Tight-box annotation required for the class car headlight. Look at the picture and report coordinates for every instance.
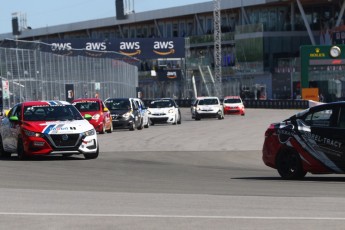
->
[168,109,174,113]
[83,129,96,137]
[24,129,42,137]
[197,107,201,111]
[148,110,152,115]
[92,114,100,120]
[122,111,132,118]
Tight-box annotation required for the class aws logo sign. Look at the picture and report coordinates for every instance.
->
[85,42,107,51]
[51,43,72,51]
[119,42,141,56]
[153,41,175,56]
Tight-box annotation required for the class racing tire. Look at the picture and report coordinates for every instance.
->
[177,112,182,124]
[129,121,136,131]
[17,138,28,160]
[144,120,149,128]
[137,119,144,130]
[106,123,113,133]
[99,123,106,134]
[0,136,11,158]
[276,149,306,180]
[172,115,177,125]
[217,111,224,120]
[84,145,99,160]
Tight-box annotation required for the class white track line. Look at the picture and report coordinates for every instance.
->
[0,213,344,220]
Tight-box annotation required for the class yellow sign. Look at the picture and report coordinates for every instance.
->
[302,88,319,101]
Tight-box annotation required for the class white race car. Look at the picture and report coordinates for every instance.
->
[191,96,224,120]
[147,98,182,125]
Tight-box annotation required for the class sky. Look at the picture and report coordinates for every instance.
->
[1,0,211,34]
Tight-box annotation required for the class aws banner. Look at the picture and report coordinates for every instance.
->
[42,38,185,59]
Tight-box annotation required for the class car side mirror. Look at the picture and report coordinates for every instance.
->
[9,116,19,122]
[84,114,92,120]
[103,107,109,112]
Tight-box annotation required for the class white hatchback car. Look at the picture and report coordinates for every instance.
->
[147,98,182,125]
[191,96,224,120]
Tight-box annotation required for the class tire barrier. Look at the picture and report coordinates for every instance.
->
[142,99,309,109]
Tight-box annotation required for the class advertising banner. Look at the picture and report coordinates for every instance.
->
[42,38,185,59]
[156,69,181,81]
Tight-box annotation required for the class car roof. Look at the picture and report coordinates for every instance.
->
[224,96,241,99]
[196,96,219,100]
[105,98,134,101]
[152,98,174,101]
[72,98,102,102]
[21,100,71,106]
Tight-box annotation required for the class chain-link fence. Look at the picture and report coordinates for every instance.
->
[0,39,138,110]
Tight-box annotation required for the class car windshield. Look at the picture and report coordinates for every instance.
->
[73,101,100,112]
[105,99,131,110]
[23,105,83,121]
[198,99,218,105]
[224,98,241,103]
[149,100,173,108]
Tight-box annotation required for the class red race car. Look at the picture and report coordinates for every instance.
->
[262,102,345,179]
[223,96,245,116]
[72,98,113,134]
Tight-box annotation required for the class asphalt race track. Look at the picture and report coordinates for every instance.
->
[1,108,345,229]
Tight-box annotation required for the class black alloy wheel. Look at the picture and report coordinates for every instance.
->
[276,149,306,180]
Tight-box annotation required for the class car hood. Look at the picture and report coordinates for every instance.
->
[148,107,173,113]
[109,109,130,115]
[23,120,94,134]
[197,104,220,108]
[79,111,100,116]
[224,103,243,107]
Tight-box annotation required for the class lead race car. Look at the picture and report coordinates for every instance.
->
[0,100,99,160]
[262,102,345,179]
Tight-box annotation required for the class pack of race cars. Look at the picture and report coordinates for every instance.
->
[0,96,243,160]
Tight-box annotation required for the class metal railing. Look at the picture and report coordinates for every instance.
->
[0,39,138,109]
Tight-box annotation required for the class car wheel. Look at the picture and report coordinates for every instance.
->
[17,138,27,160]
[177,111,182,124]
[144,119,149,128]
[129,121,136,131]
[137,118,144,130]
[276,149,306,180]
[0,136,11,158]
[217,111,223,120]
[84,145,99,160]
[173,114,177,125]
[99,123,106,134]
[106,122,113,133]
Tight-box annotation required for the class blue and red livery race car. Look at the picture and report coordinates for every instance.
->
[262,102,345,179]
[0,100,99,160]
